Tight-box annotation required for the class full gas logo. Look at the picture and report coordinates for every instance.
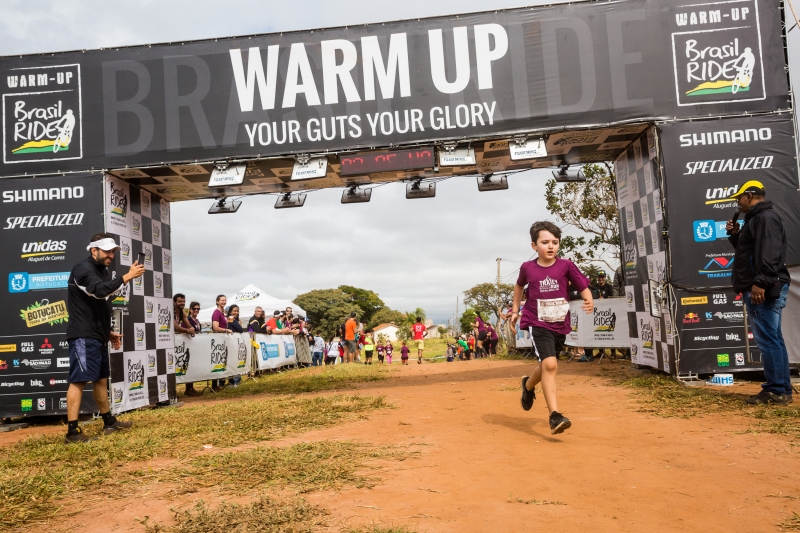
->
[3,64,82,164]
[671,0,765,106]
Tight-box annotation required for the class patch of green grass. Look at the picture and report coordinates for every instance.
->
[142,495,327,533]
[0,395,387,529]
[141,440,414,495]
[620,375,800,440]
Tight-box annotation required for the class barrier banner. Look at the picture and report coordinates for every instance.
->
[0,0,788,177]
[173,333,252,384]
[0,173,104,418]
[253,334,298,370]
[564,298,631,348]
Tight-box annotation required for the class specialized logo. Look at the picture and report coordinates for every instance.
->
[538,276,559,293]
[19,299,68,327]
[260,342,279,360]
[2,185,84,203]
[210,338,228,372]
[717,353,730,367]
[699,257,733,278]
[671,0,765,106]
[6,213,84,230]
[8,271,69,293]
[3,64,82,163]
[127,359,144,390]
[683,156,772,175]
[593,308,617,332]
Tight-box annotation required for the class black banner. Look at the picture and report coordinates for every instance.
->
[0,0,789,177]
[660,113,800,288]
[0,173,104,418]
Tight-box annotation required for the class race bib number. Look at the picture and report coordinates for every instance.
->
[538,298,569,323]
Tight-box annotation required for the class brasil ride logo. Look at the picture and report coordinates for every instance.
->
[236,338,247,368]
[127,359,144,390]
[158,304,170,332]
[174,342,189,377]
[109,182,128,218]
[210,339,228,372]
[594,308,617,332]
[640,319,654,349]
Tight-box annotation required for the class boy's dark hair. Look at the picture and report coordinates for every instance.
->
[350,311,357,318]
[416,316,422,323]
[90,231,115,242]
[530,221,561,243]
[173,293,186,303]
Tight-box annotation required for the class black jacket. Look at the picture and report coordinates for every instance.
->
[728,201,791,294]
[66,256,124,342]
[248,315,267,333]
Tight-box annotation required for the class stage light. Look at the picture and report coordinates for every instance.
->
[406,180,436,199]
[274,193,307,209]
[552,164,586,182]
[476,174,508,191]
[208,198,241,214]
[341,186,372,204]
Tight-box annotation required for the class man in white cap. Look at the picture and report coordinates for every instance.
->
[64,232,145,443]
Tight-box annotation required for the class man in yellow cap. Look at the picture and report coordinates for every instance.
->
[726,180,792,405]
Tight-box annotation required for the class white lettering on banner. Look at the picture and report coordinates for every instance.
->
[679,127,771,147]
[174,332,257,384]
[2,186,84,203]
[4,213,84,229]
[683,155,772,174]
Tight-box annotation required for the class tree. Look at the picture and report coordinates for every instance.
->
[395,307,426,341]
[339,285,384,325]
[367,307,406,330]
[460,308,478,335]
[463,282,514,330]
[294,288,362,339]
[544,163,620,272]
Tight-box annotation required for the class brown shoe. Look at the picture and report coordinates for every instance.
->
[103,419,133,435]
[65,429,95,444]
[185,388,202,397]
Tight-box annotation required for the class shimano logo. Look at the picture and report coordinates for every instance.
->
[3,186,84,203]
[679,128,770,147]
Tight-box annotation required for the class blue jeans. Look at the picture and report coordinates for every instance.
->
[745,284,791,396]
[312,352,323,366]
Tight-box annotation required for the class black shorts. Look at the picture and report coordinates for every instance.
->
[477,331,488,342]
[68,338,110,383]
[528,327,566,362]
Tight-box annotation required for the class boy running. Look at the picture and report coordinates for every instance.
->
[511,221,593,435]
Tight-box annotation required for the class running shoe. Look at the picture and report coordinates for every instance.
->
[103,419,133,435]
[520,376,535,411]
[576,354,594,363]
[549,411,572,434]
[64,428,95,444]
[767,392,792,405]
[745,390,777,405]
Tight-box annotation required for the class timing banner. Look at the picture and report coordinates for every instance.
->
[253,334,298,370]
[564,298,631,348]
[0,173,104,418]
[0,0,788,177]
[173,333,253,384]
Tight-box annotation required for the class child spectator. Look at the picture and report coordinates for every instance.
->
[400,341,409,365]
[363,332,374,365]
[376,341,385,364]
[457,336,469,359]
[385,341,393,364]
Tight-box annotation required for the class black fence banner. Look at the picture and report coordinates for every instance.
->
[0,173,104,418]
[0,0,789,177]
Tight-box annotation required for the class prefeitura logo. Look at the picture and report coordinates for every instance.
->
[3,64,82,164]
[671,0,765,106]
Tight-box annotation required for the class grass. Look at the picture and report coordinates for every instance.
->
[197,363,390,399]
[141,440,413,496]
[508,494,567,506]
[142,496,327,533]
[778,512,800,530]
[621,375,800,441]
[0,394,388,529]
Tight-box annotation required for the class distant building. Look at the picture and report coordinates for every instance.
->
[426,324,447,338]
[373,323,400,342]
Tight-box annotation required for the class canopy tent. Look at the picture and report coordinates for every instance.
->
[197,284,306,326]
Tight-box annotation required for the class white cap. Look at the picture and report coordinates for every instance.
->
[87,237,120,251]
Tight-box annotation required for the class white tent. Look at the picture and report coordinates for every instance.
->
[197,284,306,326]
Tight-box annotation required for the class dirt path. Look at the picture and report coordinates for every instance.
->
[13,359,800,532]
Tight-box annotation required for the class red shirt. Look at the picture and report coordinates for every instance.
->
[411,323,426,340]
[266,317,279,330]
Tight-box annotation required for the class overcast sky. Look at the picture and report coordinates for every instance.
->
[2,1,798,323]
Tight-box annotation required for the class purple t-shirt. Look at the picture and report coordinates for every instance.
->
[488,325,498,340]
[516,258,589,334]
[400,346,409,357]
[211,309,228,329]
[476,316,487,333]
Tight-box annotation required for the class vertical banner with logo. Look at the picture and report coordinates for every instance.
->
[0,173,104,417]
[659,114,800,374]
[106,177,176,414]
[615,128,674,373]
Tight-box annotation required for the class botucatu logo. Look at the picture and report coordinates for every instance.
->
[593,308,617,332]
[127,359,144,390]
[3,64,82,164]
[109,182,128,218]
[210,339,228,372]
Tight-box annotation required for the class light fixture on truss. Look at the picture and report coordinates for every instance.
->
[406,179,436,199]
[341,186,372,204]
[274,192,307,209]
[208,197,241,214]
[476,173,508,191]
[552,164,586,182]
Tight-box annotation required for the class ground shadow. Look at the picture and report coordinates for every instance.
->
[481,413,562,442]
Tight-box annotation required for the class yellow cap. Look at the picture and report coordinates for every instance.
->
[730,180,765,198]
